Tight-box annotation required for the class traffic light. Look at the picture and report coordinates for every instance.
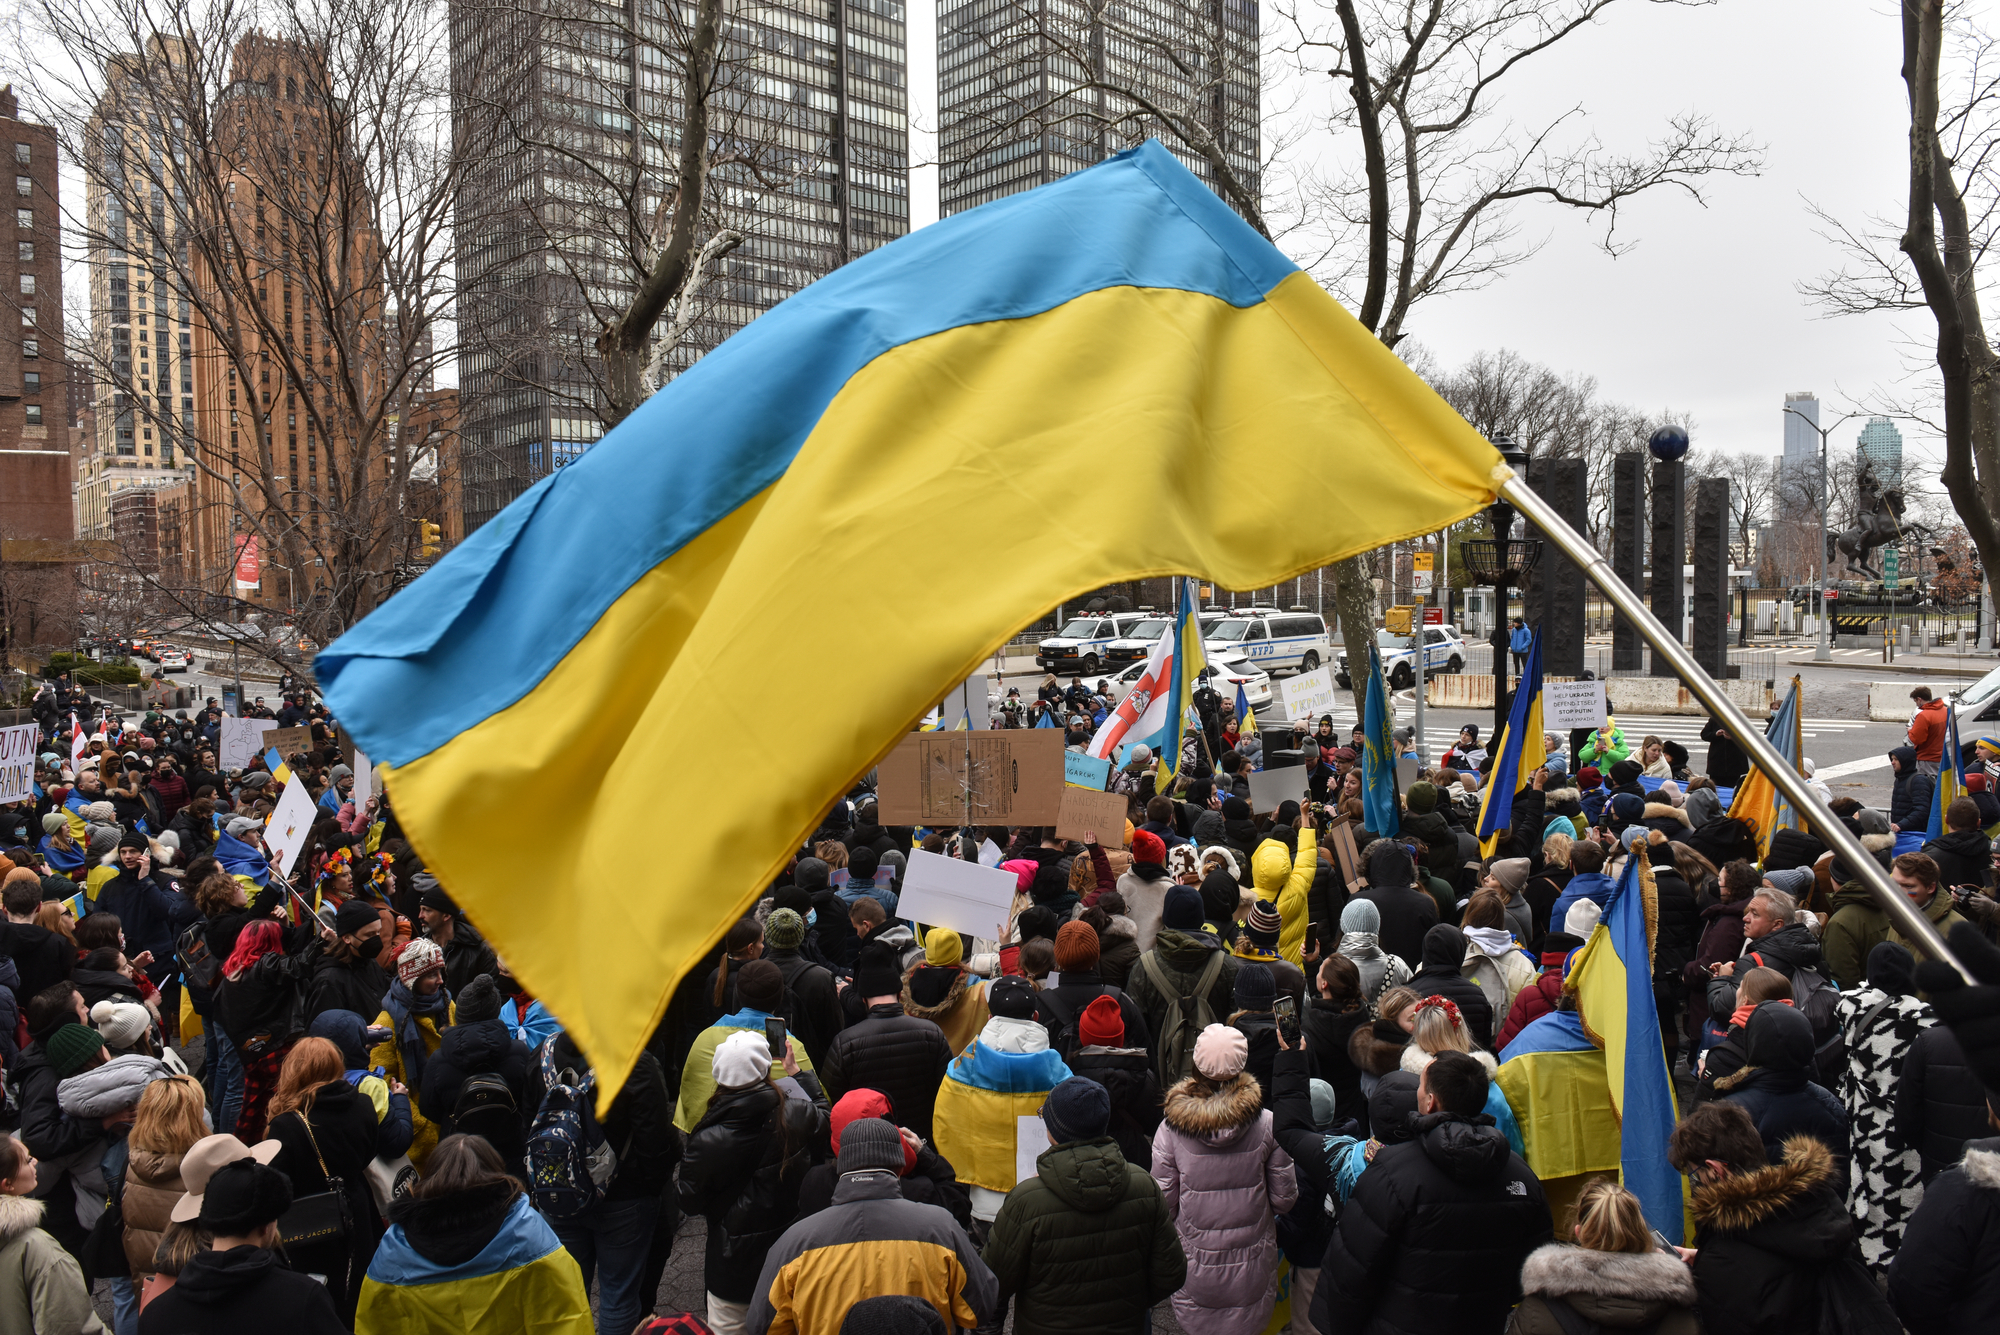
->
[417,519,441,559]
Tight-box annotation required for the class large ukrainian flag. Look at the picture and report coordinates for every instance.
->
[1476,626,1545,856]
[1727,675,1803,860]
[318,140,1505,1101]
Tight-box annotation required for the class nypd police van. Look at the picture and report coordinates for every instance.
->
[1035,613,1150,673]
[1203,609,1333,673]
[1103,611,1231,668]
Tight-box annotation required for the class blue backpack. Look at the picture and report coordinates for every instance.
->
[526,1037,618,1221]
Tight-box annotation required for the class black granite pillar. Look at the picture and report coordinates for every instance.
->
[1525,458,1588,678]
[1650,457,1687,676]
[1612,452,1646,671]
[1692,477,1730,677]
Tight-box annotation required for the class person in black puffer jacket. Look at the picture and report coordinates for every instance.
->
[1888,1119,2000,1335]
[1066,995,1162,1171]
[94,831,201,986]
[1715,1002,1849,1166]
[1645,838,1700,1068]
[677,1028,829,1323]
[1923,797,1993,892]
[791,1087,970,1228]
[1301,956,1371,1126]
[1889,746,1934,832]
[1405,924,1494,1049]
[820,942,954,1141]
[1895,1019,1993,1182]
[416,977,532,1169]
[759,906,845,1068]
[1670,1102,1857,1335]
[1313,1051,1553,1335]
[1764,826,1828,874]
[1351,842,1440,973]
[1399,783,1458,881]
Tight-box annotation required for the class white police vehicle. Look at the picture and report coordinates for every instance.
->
[1036,613,1150,674]
[1335,625,1468,690]
[1103,611,1231,668]
[1203,609,1332,673]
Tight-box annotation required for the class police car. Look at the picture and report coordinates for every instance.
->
[1335,625,1468,690]
[1103,612,1231,668]
[1035,613,1150,673]
[1203,609,1333,673]
[1111,653,1272,710]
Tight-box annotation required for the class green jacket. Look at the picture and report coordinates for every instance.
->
[1578,728,1629,768]
[983,1137,1186,1334]
[1888,890,1969,961]
[1820,882,1891,990]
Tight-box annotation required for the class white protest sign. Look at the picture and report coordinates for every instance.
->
[262,774,319,876]
[939,675,991,730]
[351,750,373,808]
[1279,665,1339,723]
[1246,765,1311,815]
[219,716,277,772]
[1543,680,1609,731]
[896,848,1020,938]
[0,724,38,804]
[1016,1114,1051,1186]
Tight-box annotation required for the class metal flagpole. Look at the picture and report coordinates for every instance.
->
[1496,469,1973,982]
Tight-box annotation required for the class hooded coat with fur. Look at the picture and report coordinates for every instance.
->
[0,1194,105,1334]
[1505,1243,1700,1335]
[1687,1136,1855,1335]
[1150,1072,1296,1335]
[1887,1137,2000,1334]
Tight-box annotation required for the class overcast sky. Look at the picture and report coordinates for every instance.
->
[906,0,1940,475]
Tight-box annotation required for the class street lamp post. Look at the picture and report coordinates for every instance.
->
[1462,435,1539,742]
[1783,405,1863,663]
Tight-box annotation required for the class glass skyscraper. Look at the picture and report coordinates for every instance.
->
[1855,415,1904,490]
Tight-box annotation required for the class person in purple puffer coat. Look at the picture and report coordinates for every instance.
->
[1151,1023,1298,1334]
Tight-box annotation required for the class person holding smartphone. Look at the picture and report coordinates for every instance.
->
[1505,1178,1699,1335]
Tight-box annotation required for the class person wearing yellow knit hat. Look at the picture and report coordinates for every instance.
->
[901,926,989,1057]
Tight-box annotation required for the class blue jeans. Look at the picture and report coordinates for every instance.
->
[207,1028,244,1138]
[553,1197,658,1334]
[108,1274,138,1335]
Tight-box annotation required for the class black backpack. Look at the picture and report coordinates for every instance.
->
[452,1072,523,1161]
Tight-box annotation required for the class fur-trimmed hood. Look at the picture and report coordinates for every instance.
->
[1401,1044,1497,1077]
[1691,1135,1836,1233]
[1349,1017,1409,1077]
[1161,1071,1263,1142]
[1546,786,1580,805]
[1100,913,1139,943]
[0,1193,44,1248]
[901,964,970,1019]
[1642,803,1693,829]
[1960,1139,2000,1191]
[1519,1242,1698,1309]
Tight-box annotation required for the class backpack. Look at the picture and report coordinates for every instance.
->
[1140,948,1226,1086]
[452,1072,521,1151]
[1036,987,1089,1061]
[525,1038,618,1221]
[175,920,219,992]
[1790,966,1846,1087]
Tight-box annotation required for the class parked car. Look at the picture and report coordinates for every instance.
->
[1203,609,1332,673]
[1036,612,1150,674]
[1335,625,1467,690]
[1111,653,1271,711]
[156,649,190,673]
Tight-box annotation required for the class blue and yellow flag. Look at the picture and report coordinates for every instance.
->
[317,140,1505,1101]
[1926,703,1966,842]
[1157,579,1209,792]
[1727,675,1803,860]
[1235,681,1257,738]
[1567,851,1684,1242]
[1362,645,1400,837]
[1475,627,1546,856]
[264,747,293,786]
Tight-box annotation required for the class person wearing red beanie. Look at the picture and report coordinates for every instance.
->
[1066,993,1162,1170]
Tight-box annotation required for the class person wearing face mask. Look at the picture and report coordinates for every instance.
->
[305,899,392,1026]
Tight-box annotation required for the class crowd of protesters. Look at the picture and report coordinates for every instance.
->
[3,670,2000,1335]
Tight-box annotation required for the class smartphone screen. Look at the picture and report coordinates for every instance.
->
[764,1016,788,1060]
[1273,995,1297,1023]
[1651,1229,1677,1255]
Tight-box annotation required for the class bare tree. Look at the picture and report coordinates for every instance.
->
[28,0,482,659]
[1803,1,2000,595]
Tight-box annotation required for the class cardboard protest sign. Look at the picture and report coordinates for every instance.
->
[1543,679,1609,731]
[0,724,37,804]
[263,726,311,761]
[1246,765,1310,815]
[1064,750,1112,791]
[1279,665,1338,723]
[876,730,1063,825]
[895,849,1020,938]
[1054,787,1127,843]
[218,717,276,771]
[263,774,319,875]
[1328,817,1363,896]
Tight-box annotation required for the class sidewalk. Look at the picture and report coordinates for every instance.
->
[1785,647,2000,679]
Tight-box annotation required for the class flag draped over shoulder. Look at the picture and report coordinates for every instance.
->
[1362,646,1400,837]
[316,139,1505,1104]
[1728,675,1803,860]
[1475,628,1545,855]
[1926,703,1965,841]
[1566,852,1684,1242]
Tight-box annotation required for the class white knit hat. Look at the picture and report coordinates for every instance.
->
[91,1000,150,1049]
[1563,898,1603,940]
[711,1029,772,1088]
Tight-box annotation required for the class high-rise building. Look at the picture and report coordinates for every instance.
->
[1856,415,1904,490]
[936,0,1260,217]
[1779,390,1820,506]
[450,0,911,533]
[79,47,195,542]
[2,86,71,492]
